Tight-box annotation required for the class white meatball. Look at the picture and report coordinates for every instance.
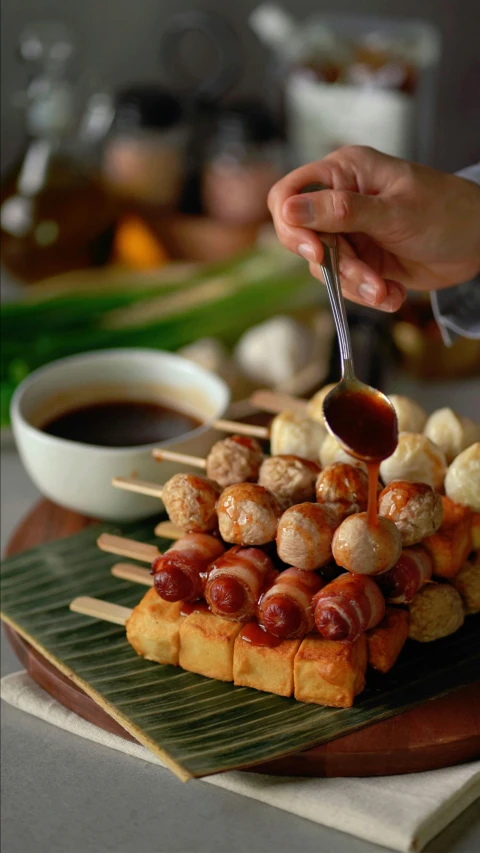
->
[319,433,366,472]
[270,410,327,461]
[444,442,480,512]
[388,395,428,433]
[306,383,337,426]
[424,408,480,464]
[332,512,402,575]
[380,432,447,491]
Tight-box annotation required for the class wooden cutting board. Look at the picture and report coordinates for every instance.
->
[5,499,480,778]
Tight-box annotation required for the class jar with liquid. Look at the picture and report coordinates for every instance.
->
[202,102,285,225]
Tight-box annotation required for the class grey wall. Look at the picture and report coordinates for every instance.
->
[1,0,479,174]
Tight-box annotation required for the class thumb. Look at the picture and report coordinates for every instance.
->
[283,188,389,236]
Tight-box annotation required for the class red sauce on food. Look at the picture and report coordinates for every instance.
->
[240,623,282,648]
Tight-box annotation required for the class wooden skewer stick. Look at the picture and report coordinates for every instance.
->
[154,520,183,539]
[211,419,269,439]
[152,449,207,467]
[112,476,164,499]
[97,533,159,563]
[70,596,132,626]
[249,389,307,415]
[111,562,153,586]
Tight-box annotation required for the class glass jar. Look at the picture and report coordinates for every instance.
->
[202,102,285,225]
[103,86,185,209]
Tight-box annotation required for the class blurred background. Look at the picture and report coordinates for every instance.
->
[1,0,479,431]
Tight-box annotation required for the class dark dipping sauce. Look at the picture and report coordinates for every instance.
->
[41,400,202,447]
[324,389,398,462]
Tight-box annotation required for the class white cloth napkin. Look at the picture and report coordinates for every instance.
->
[2,671,479,853]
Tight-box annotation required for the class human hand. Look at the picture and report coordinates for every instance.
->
[268,146,480,312]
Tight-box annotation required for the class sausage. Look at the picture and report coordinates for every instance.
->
[205,547,277,621]
[376,546,433,604]
[313,573,386,642]
[276,503,337,570]
[151,533,225,602]
[259,568,324,639]
[206,435,264,488]
[217,483,282,545]
[161,473,220,532]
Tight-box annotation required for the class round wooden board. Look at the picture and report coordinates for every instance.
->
[5,499,480,777]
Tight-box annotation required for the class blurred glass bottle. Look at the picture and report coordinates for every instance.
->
[202,102,285,225]
[0,23,117,284]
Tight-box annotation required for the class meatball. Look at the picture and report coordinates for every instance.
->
[379,432,447,491]
[332,512,402,575]
[378,480,443,546]
[316,462,370,523]
[269,410,327,461]
[258,455,319,509]
[206,435,264,488]
[424,408,480,464]
[408,584,464,642]
[319,433,366,472]
[276,503,337,570]
[388,395,427,433]
[444,442,480,512]
[217,483,282,546]
[306,383,337,426]
[452,554,480,614]
[161,473,220,533]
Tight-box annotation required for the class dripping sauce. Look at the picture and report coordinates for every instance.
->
[240,622,282,648]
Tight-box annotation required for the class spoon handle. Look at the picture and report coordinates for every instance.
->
[300,183,355,383]
[320,234,355,383]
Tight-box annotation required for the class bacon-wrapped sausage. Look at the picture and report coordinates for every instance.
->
[376,546,433,604]
[217,483,282,545]
[161,473,220,533]
[206,435,264,488]
[276,503,337,570]
[259,568,324,639]
[151,534,225,602]
[313,573,386,642]
[205,547,277,621]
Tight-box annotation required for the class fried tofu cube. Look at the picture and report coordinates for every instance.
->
[367,607,409,673]
[422,496,472,578]
[294,634,367,708]
[179,610,242,681]
[471,512,480,550]
[233,632,301,697]
[126,587,184,666]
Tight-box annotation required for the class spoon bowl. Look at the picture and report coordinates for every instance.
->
[323,378,398,464]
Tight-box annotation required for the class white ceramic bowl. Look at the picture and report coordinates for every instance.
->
[11,349,230,521]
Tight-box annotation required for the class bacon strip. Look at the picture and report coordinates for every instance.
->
[376,546,433,603]
[259,568,324,639]
[151,534,225,602]
[313,573,386,642]
[205,547,277,621]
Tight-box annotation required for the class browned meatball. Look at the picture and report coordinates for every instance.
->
[315,462,370,523]
[206,435,264,489]
[332,512,402,575]
[258,455,320,509]
[378,480,443,546]
[161,473,220,533]
[276,503,337,570]
[217,483,282,546]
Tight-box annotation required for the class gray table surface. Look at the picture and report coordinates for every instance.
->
[2,375,480,853]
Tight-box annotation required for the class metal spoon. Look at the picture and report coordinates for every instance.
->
[301,183,398,462]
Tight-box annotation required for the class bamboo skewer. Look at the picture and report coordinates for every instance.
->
[112,476,164,498]
[154,521,183,539]
[249,389,307,415]
[70,596,132,625]
[111,562,153,586]
[211,419,269,439]
[152,449,207,467]
[97,533,159,563]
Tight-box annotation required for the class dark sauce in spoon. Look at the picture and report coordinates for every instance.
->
[42,400,202,447]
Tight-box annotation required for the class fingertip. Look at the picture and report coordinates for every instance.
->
[379,281,407,312]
